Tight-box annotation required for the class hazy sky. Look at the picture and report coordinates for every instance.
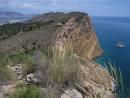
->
[0,0,130,17]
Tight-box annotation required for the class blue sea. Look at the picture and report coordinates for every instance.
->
[92,17,130,91]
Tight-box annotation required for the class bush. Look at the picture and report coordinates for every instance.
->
[8,52,36,75]
[9,86,42,98]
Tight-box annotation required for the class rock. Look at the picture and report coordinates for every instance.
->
[61,89,83,98]
[25,74,40,85]
[79,60,114,98]
[111,79,116,93]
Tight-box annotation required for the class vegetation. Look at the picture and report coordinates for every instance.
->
[0,51,36,85]
[37,43,83,85]
[7,51,36,75]
[9,86,42,98]
[0,23,22,40]
[104,60,123,91]
[0,21,58,40]
[0,54,11,84]
[49,47,82,84]
[0,12,71,41]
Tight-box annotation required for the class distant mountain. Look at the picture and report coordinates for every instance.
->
[0,11,36,25]
[0,11,24,20]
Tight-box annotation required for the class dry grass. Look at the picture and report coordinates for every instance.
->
[49,46,82,84]
[0,54,12,85]
[104,60,123,91]
[103,60,130,98]
[37,42,83,85]
[53,44,81,84]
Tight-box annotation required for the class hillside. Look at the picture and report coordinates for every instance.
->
[0,12,115,98]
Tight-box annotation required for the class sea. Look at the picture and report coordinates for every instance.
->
[92,17,130,94]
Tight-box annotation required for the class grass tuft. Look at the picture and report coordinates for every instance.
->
[104,59,130,98]
[38,43,83,85]
[49,46,82,84]
[0,54,12,84]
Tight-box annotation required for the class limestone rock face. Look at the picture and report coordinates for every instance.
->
[0,12,102,59]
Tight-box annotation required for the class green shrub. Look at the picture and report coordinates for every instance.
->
[9,86,42,98]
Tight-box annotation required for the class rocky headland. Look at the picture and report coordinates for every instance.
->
[0,12,115,98]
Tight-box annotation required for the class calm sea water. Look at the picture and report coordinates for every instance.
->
[92,17,130,90]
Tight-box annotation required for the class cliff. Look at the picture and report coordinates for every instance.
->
[0,12,102,59]
[0,12,114,98]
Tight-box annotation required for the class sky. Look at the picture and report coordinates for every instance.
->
[0,0,130,17]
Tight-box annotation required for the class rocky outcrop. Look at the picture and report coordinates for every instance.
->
[80,59,114,98]
[55,13,102,59]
